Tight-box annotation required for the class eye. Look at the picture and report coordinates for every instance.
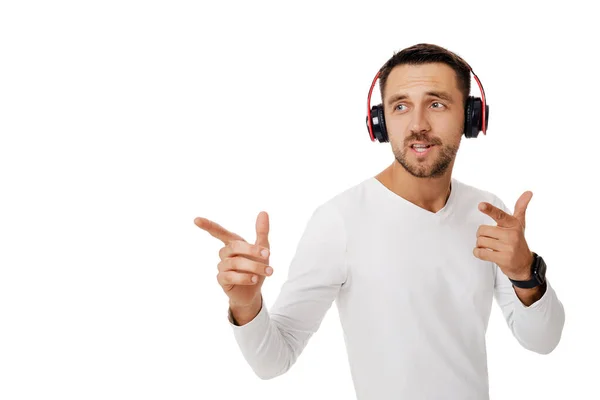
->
[431,102,445,109]
[395,104,407,111]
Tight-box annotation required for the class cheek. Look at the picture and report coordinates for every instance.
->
[383,117,409,142]
[383,111,402,129]
[434,111,465,136]
[433,109,463,125]
[454,109,466,128]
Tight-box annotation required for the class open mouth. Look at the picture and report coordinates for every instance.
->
[410,144,435,155]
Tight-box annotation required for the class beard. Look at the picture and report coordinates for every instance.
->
[392,134,460,179]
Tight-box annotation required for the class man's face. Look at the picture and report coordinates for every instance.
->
[383,62,465,178]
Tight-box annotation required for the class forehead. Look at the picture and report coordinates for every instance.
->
[384,63,460,97]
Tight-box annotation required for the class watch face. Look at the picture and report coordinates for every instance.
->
[536,257,547,284]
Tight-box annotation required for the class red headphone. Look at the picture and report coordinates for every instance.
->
[366,63,489,142]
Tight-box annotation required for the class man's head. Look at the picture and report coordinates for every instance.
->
[378,43,472,179]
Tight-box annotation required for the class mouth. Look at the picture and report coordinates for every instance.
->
[410,144,435,156]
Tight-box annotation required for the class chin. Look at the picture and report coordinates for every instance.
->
[396,153,453,178]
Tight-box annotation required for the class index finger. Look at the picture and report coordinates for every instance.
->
[194,217,245,245]
[478,202,516,228]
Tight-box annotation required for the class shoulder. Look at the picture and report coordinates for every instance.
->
[452,177,510,212]
[310,176,370,210]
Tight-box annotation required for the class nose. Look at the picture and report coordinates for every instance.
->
[409,106,431,134]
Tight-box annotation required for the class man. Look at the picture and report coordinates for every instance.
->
[194,43,565,399]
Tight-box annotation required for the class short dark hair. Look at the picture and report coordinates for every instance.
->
[378,43,472,107]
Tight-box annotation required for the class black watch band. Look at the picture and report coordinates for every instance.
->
[509,252,547,289]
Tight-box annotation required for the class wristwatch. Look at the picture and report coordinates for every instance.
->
[509,252,547,289]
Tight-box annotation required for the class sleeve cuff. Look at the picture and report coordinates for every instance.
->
[513,277,555,311]
[227,297,269,331]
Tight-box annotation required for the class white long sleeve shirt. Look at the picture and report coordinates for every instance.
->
[228,176,565,399]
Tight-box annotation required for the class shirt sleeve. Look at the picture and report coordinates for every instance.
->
[492,197,566,354]
[227,201,348,379]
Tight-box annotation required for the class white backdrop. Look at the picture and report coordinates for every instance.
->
[1,1,598,399]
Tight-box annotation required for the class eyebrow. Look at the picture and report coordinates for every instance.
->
[386,91,454,107]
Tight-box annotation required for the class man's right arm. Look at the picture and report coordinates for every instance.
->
[227,202,348,380]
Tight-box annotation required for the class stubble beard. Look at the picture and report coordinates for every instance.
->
[393,141,460,179]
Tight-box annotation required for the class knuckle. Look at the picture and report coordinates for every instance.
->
[255,244,265,257]
[221,258,234,272]
[227,271,240,285]
[233,273,244,284]
[226,272,238,286]
[476,237,483,247]
[229,256,244,271]
[239,258,255,273]
[233,272,254,285]
[218,246,227,261]
[233,240,251,257]
[233,239,246,252]
[224,272,238,286]
[480,225,490,237]
[230,257,241,271]
[236,257,260,275]
[249,243,261,258]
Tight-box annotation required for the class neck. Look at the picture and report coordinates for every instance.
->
[376,160,454,214]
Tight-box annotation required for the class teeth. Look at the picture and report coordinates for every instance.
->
[415,147,427,152]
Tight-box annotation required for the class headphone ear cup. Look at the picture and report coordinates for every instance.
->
[375,105,388,143]
[464,96,484,139]
[367,104,388,143]
[464,96,474,138]
[465,97,490,138]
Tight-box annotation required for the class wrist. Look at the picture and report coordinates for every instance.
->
[509,252,547,294]
[514,252,535,280]
[513,281,546,306]
[509,251,535,281]
[229,296,262,326]
[510,271,532,281]
[229,294,262,310]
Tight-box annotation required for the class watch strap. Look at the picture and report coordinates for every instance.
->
[509,252,544,289]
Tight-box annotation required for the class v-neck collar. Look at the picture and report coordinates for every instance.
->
[369,176,458,218]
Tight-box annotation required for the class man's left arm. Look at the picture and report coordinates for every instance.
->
[493,263,565,354]
[474,193,565,354]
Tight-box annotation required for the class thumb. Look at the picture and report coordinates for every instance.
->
[513,191,533,229]
[255,211,270,249]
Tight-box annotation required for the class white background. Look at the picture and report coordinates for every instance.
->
[1,0,598,399]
